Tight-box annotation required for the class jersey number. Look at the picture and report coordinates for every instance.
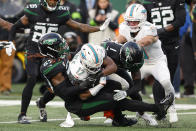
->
[32,25,58,42]
[151,10,174,29]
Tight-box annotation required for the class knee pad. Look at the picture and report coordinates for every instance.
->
[160,79,175,96]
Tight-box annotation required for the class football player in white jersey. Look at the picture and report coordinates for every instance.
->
[115,3,178,123]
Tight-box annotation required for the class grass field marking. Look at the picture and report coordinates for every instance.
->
[1,112,196,124]
[1,100,196,110]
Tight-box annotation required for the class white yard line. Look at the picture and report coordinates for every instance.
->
[0,112,196,124]
[0,100,196,110]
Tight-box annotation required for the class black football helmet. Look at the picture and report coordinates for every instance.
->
[38,32,69,59]
[40,0,60,11]
[120,41,144,71]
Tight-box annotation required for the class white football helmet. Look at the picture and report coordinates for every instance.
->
[80,44,105,74]
[67,53,89,85]
[124,3,147,33]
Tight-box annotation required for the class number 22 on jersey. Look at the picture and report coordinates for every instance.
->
[151,9,174,29]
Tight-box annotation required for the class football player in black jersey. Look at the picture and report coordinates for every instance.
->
[37,33,173,127]
[1,0,111,124]
[100,41,158,126]
[141,0,186,123]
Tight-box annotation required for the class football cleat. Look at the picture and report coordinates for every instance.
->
[168,105,178,123]
[104,110,114,124]
[60,112,75,128]
[18,114,30,124]
[156,93,174,120]
[104,118,113,124]
[112,114,137,127]
[160,93,174,111]
[136,112,158,126]
[36,98,47,122]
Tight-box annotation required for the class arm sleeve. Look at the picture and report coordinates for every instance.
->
[8,19,26,41]
[171,0,186,29]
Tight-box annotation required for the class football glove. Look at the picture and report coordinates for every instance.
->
[113,90,127,101]
[100,17,111,31]
[4,41,16,56]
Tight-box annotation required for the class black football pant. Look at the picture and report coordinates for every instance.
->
[63,80,159,117]
[39,79,159,118]
[180,33,195,93]
[20,57,42,115]
[116,69,143,101]
[152,40,179,104]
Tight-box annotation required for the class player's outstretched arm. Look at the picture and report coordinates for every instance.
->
[0,18,13,30]
[8,15,29,42]
[66,17,111,33]
[137,35,158,47]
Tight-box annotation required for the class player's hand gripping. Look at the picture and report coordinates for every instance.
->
[113,90,127,101]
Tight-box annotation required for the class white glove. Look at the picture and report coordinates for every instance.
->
[99,17,111,31]
[4,41,16,56]
[113,90,127,101]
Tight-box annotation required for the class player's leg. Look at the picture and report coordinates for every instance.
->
[152,56,177,123]
[36,89,55,122]
[72,92,138,127]
[18,57,41,124]
[117,69,158,125]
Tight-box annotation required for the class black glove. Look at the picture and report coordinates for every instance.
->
[157,28,166,36]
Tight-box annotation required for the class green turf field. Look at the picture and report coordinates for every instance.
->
[0,83,196,131]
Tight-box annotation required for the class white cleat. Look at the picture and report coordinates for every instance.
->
[168,105,178,123]
[104,118,113,124]
[136,112,158,126]
[59,112,75,128]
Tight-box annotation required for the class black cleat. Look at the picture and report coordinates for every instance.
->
[36,98,47,122]
[112,115,137,127]
[156,93,174,120]
[18,114,30,124]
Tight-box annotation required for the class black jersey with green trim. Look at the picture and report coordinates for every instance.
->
[101,41,122,69]
[101,41,143,72]
[40,58,68,82]
[142,0,185,40]
[24,4,70,53]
